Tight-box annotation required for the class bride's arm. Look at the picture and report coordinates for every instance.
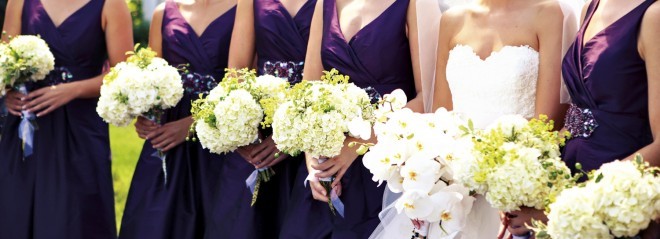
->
[533,1,567,129]
[431,10,461,111]
[404,0,424,113]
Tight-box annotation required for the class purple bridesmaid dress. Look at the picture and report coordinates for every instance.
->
[562,0,655,173]
[317,0,416,238]
[0,0,116,238]
[251,0,335,238]
[119,2,248,238]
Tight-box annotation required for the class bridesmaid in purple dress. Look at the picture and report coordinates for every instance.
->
[227,0,333,237]
[562,0,659,236]
[119,0,237,238]
[0,0,133,238]
[301,0,424,237]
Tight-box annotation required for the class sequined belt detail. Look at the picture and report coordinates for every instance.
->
[262,61,304,84]
[44,67,74,86]
[565,104,599,138]
[181,72,218,95]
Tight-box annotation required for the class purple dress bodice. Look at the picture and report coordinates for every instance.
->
[254,0,316,82]
[22,0,106,81]
[0,0,116,238]
[162,1,235,77]
[321,0,415,98]
[562,0,655,172]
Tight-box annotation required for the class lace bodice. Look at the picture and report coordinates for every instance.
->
[446,44,539,128]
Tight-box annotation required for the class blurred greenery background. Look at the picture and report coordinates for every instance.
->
[0,0,152,231]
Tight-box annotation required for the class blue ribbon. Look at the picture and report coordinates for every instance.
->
[329,183,345,218]
[246,167,269,193]
[151,150,167,186]
[16,84,36,159]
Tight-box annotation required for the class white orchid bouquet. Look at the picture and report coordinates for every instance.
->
[533,156,660,239]
[452,115,573,212]
[97,45,183,185]
[97,45,183,127]
[190,68,289,205]
[360,90,474,237]
[271,69,375,216]
[0,34,55,158]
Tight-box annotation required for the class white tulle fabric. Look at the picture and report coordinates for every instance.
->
[446,45,539,129]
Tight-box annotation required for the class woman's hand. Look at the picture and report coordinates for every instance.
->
[145,116,193,152]
[311,138,361,188]
[4,90,26,116]
[24,83,80,117]
[248,136,289,169]
[506,207,547,238]
[307,153,343,202]
[134,116,159,139]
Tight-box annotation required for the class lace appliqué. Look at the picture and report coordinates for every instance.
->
[565,104,598,138]
[263,61,304,84]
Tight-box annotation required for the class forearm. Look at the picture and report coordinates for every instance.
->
[69,74,104,99]
[405,95,424,113]
[625,141,660,167]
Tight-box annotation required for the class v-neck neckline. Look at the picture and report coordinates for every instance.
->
[38,0,94,29]
[275,0,313,21]
[334,0,398,45]
[580,0,650,48]
[172,3,235,38]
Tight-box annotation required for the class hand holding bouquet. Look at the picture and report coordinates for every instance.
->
[271,69,375,216]
[191,68,289,205]
[0,34,55,158]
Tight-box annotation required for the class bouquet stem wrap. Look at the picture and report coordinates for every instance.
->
[144,109,167,186]
[317,156,345,217]
[246,166,275,206]
[16,83,37,159]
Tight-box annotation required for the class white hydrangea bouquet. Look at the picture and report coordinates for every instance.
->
[452,115,574,212]
[97,45,183,185]
[0,34,55,158]
[533,156,660,239]
[190,68,289,205]
[359,90,475,238]
[97,45,183,127]
[271,69,375,216]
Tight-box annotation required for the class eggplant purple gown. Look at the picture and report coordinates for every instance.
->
[118,2,263,238]
[0,0,116,238]
[562,0,655,173]
[251,0,334,238]
[314,0,416,238]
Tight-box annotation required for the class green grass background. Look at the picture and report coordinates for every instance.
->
[110,124,143,231]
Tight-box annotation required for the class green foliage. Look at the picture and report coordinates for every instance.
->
[126,0,150,46]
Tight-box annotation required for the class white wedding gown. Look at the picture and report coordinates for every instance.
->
[370,44,541,239]
[446,44,539,239]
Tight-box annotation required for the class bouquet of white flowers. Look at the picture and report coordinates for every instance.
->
[533,156,660,239]
[271,69,375,216]
[97,46,183,127]
[360,90,475,238]
[452,115,573,212]
[0,34,55,158]
[97,45,183,185]
[191,68,289,205]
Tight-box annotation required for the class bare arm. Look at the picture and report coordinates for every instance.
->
[227,0,256,68]
[431,11,458,111]
[2,0,23,41]
[629,2,660,167]
[403,0,423,113]
[148,3,165,57]
[301,0,324,81]
[534,2,566,127]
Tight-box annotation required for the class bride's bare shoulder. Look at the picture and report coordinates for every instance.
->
[529,0,565,30]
